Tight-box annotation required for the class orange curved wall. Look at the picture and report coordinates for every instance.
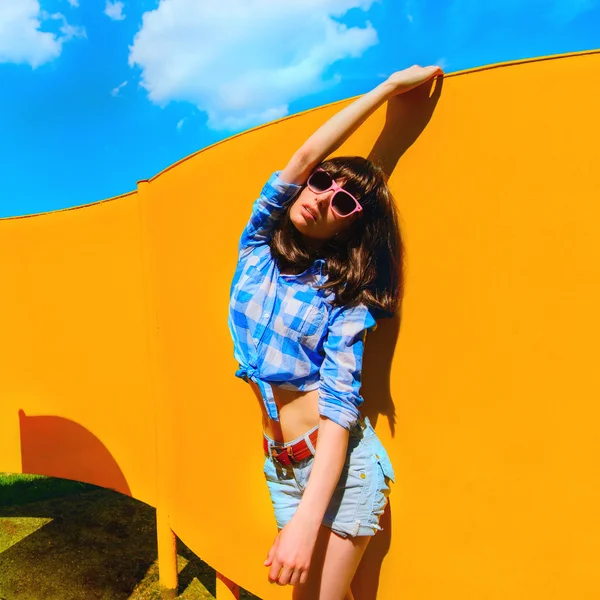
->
[1,50,600,599]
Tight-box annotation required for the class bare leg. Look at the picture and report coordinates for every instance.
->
[293,525,370,600]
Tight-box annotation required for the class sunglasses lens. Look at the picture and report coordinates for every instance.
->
[332,191,357,216]
[308,170,333,192]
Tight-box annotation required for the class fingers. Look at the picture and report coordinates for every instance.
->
[425,65,444,77]
[263,524,313,587]
[268,559,282,584]
[289,568,302,587]
[264,550,274,567]
[277,564,295,586]
[270,565,307,586]
[264,534,279,567]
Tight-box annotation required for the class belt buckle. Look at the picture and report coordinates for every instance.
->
[287,445,295,463]
[271,444,286,459]
[271,443,294,465]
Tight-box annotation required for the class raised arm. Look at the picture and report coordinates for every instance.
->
[239,65,443,253]
[280,64,444,186]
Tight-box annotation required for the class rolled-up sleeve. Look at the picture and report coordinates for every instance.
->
[239,170,302,252]
[318,303,377,430]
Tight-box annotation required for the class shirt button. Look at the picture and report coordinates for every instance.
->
[360,473,366,480]
[262,311,269,319]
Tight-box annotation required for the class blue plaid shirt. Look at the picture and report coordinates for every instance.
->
[228,171,377,430]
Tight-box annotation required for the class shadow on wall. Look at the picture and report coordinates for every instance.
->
[368,74,444,181]
[362,75,444,437]
[354,75,443,600]
[19,410,131,497]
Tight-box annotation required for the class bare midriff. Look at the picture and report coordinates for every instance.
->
[249,380,320,443]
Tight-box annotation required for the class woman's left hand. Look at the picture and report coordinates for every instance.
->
[264,516,319,586]
[386,64,444,95]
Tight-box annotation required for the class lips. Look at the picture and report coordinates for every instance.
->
[301,204,317,221]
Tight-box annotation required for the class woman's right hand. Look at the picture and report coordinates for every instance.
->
[385,65,444,96]
[264,514,319,586]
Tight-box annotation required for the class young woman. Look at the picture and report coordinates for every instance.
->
[228,64,443,599]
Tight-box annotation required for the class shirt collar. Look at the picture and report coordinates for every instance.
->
[280,258,326,279]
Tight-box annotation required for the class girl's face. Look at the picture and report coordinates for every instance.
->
[288,176,360,243]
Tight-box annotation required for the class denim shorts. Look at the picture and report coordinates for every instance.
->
[263,416,395,538]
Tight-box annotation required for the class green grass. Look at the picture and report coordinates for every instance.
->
[0,472,98,507]
[0,474,260,599]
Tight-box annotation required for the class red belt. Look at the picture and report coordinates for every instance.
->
[263,429,319,466]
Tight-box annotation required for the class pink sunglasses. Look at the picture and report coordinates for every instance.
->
[306,169,363,218]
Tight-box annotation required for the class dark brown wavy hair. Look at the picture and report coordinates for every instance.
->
[270,156,403,317]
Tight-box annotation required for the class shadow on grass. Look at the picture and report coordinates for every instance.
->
[175,539,259,600]
[0,474,99,507]
[0,480,259,599]
[176,541,215,597]
[0,487,158,599]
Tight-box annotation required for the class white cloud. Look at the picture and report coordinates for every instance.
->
[111,80,128,96]
[0,1,85,68]
[105,1,125,21]
[42,11,86,41]
[176,118,186,130]
[67,0,79,7]
[128,0,379,131]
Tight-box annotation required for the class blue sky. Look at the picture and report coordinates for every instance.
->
[0,0,598,218]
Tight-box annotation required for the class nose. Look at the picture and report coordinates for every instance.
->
[314,190,332,208]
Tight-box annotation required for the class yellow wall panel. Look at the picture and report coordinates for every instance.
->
[0,194,158,506]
